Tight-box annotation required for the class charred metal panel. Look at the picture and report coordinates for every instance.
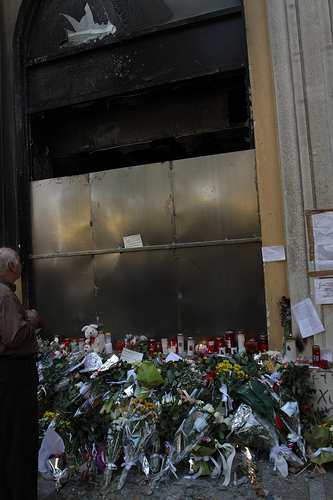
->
[31,256,95,338]
[30,175,92,255]
[172,151,260,242]
[93,252,179,337]
[177,243,266,338]
[52,92,229,158]
[27,15,247,112]
[29,151,264,341]
[27,0,242,61]
[90,164,174,249]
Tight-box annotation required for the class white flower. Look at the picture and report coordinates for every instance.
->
[203,403,215,413]
[75,382,84,389]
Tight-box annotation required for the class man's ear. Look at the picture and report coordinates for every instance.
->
[8,261,16,271]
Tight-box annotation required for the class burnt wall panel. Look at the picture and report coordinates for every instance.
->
[32,256,95,338]
[93,252,179,338]
[177,244,266,338]
[30,175,92,255]
[90,163,174,249]
[27,16,247,112]
[172,151,260,242]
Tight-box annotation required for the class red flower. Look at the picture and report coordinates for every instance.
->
[319,359,329,369]
[274,415,286,435]
[273,384,278,391]
[38,412,42,419]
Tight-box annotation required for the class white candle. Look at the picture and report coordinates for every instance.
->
[105,343,113,354]
[98,333,106,352]
[161,338,168,354]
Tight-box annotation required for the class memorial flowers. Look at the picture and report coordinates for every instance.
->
[36,335,327,493]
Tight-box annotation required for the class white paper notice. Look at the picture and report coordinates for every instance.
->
[166,352,182,363]
[291,298,325,338]
[261,245,286,262]
[123,234,143,248]
[315,278,333,304]
[312,212,333,271]
[120,347,143,363]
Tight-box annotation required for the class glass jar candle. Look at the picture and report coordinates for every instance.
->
[187,337,195,356]
[216,337,224,352]
[237,330,246,353]
[258,333,268,353]
[170,338,177,353]
[225,331,235,354]
[78,338,85,351]
[312,345,320,367]
[245,338,258,355]
[148,339,156,356]
[286,336,296,362]
[63,338,71,353]
[98,332,106,352]
[177,333,184,354]
[208,337,215,353]
[161,338,168,354]
[116,341,124,353]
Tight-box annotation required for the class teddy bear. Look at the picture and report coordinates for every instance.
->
[81,324,98,353]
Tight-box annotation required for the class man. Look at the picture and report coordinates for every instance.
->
[0,248,40,500]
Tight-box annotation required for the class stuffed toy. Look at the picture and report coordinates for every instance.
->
[81,324,98,353]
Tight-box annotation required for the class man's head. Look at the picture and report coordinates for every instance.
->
[0,248,21,282]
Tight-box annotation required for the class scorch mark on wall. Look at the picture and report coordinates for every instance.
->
[61,3,116,46]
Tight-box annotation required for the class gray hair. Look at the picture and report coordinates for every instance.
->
[0,248,19,277]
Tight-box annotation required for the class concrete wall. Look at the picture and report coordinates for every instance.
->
[266,0,333,356]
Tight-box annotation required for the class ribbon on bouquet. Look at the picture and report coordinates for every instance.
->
[184,442,235,486]
[184,454,221,480]
[177,388,197,405]
[202,370,217,385]
[214,442,235,486]
[160,457,179,480]
[308,447,333,459]
[219,384,233,416]
[121,445,138,471]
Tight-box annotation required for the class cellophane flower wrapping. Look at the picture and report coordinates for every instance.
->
[136,361,164,399]
[230,403,279,452]
[104,417,128,486]
[151,401,224,488]
[117,398,159,490]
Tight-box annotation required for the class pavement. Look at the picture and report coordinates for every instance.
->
[38,452,333,500]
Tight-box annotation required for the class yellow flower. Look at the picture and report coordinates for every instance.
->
[43,411,55,421]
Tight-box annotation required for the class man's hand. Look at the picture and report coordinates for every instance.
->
[26,309,40,322]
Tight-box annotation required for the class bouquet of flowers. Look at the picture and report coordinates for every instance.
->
[124,334,148,353]
[151,400,225,488]
[117,398,159,490]
[104,416,128,486]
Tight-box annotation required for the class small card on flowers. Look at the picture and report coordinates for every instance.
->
[120,347,143,363]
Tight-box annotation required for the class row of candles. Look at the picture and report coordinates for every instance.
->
[60,330,269,356]
[152,331,268,356]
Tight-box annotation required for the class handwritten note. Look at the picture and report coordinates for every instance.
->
[120,347,143,363]
[123,234,143,248]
